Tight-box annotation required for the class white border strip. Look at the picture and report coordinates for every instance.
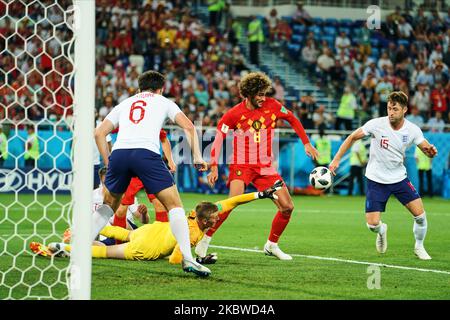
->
[210,245,450,275]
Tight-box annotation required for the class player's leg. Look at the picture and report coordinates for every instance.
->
[91,150,131,242]
[264,184,294,260]
[405,198,431,260]
[365,179,389,253]
[156,185,211,276]
[149,195,168,222]
[392,178,430,259]
[114,177,144,229]
[195,179,246,259]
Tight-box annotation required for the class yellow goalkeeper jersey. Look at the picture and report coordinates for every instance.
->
[123,192,258,262]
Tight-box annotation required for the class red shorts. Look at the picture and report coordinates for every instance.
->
[227,165,283,191]
[121,177,155,205]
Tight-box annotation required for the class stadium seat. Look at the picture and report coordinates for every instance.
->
[397,39,410,48]
[370,47,380,60]
[291,34,304,44]
[339,27,351,36]
[324,18,338,26]
[370,38,380,48]
[323,26,337,36]
[309,25,322,37]
[340,19,353,28]
[293,24,307,34]
[312,17,323,25]
[281,16,292,24]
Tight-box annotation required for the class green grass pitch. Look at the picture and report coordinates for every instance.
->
[1,193,449,299]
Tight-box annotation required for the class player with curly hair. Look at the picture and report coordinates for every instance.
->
[197,72,319,260]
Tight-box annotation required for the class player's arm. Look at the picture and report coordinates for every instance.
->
[215,181,283,212]
[208,114,234,186]
[417,140,438,158]
[161,136,176,172]
[277,103,319,160]
[173,112,206,171]
[95,119,115,167]
[329,128,366,175]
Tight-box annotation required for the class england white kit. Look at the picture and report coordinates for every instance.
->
[361,117,425,184]
[105,92,181,154]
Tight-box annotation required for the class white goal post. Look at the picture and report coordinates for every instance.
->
[70,0,95,300]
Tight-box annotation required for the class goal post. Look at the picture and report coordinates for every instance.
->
[70,0,95,300]
[0,0,95,300]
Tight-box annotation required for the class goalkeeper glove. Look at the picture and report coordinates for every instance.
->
[257,180,284,200]
[196,253,218,264]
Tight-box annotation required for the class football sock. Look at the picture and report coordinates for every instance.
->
[63,245,107,258]
[100,225,130,242]
[206,210,231,237]
[367,222,386,235]
[168,207,194,261]
[155,211,169,222]
[112,214,127,228]
[91,246,107,258]
[413,212,427,248]
[268,211,291,243]
[91,204,114,242]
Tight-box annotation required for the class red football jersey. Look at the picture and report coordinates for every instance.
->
[211,97,309,166]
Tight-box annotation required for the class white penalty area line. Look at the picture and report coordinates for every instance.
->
[210,245,450,276]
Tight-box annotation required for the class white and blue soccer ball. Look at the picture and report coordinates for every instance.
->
[309,166,333,190]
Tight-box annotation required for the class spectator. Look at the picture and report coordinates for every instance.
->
[397,17,414,40]
[430,82,448,116]
[266,8,279,44]
[348,140,367,196]
[427,111,445,132]
[302,39,319,74]
[411,83,431,119]
[406,106,425,128]
[335,85,357,131]
[377,51,393,71]
[415,146,433,197]
[316,48,335,86]
[375,75,393,117]
[416,66,434,87]
[299,95,317,129]
[247,15,264,66]
[272,77,285,101]
[428,45,443,68]
[292,1,312,26]
[194,83,210,107]
[312,105,334,129]
[335,31,351,56]
[432,60,449,86]
[313,125,332,168]
[24,125,40,168]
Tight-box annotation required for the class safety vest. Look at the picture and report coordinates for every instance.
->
[337,94,356,119]
[248,19,264,43]
[416,147,431,171]
[350,140,367,166]
[232,21,242,40]
[315,137,331,165]
[24,133,40,160]
[208,0,222,12]
[0,132,8,160]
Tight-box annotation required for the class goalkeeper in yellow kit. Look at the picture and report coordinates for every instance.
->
[30,181,283,264]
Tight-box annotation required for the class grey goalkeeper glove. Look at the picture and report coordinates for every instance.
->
[257,180,284,200]
[196,253,218,264]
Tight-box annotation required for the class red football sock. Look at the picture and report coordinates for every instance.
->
[155,211,169,222]
[206,210,231,237]
[112,214,127,228]
[268,211,291,243]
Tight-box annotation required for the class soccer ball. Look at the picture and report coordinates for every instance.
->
[309,166,332,190]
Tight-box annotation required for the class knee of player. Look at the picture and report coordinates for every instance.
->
[280,203,294,215]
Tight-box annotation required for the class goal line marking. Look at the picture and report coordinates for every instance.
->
[210,245,450,275]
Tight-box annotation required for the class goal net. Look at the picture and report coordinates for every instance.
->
[0,0,94,300]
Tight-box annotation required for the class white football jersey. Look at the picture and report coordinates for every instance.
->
[106,92,181,154]
[361,117,425,184]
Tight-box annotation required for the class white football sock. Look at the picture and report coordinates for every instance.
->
[413,212,427,248]
[367,222,386,235]
[169,207,194,262]
[91,204,114,242]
